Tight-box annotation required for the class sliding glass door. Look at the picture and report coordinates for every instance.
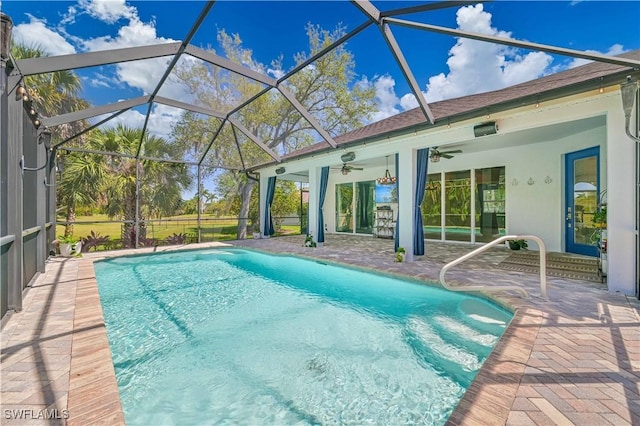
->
[335,183,353,232]
[445,170,471,242]
[335,181,375,234]
[356,181,375,234]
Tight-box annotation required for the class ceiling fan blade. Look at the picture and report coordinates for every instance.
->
[441,149,463,155]
[350,167,364,170]
[441,154,454,159]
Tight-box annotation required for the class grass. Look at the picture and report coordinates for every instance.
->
[57,214,302,247]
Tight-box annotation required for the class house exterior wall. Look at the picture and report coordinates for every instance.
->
[258,88,637,295]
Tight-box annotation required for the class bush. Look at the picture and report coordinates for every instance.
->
[165,233,188,245]
[81,231,110,252]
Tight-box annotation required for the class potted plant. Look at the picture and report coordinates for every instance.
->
[247,223,261,240]
[592,206,606,229]
[508,239,528,250]
[57,234,78,256]
[395,246,406,262]
[304,234,317,247]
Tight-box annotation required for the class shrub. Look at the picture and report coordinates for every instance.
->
[165,233,188,245]
[81,231,110,252]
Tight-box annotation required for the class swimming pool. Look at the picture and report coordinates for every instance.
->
[95,248,512,425]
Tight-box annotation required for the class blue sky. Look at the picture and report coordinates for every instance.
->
[3,1,639,123]
[2,0,639,196]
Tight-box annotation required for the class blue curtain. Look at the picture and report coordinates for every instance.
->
[318,166,329,242]
[264,176,277,236]
[394,153,400,252]
[414,148,429,255]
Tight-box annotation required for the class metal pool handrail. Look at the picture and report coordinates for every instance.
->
[439,235,548,299]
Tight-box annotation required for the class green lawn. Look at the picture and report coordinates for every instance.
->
[56,214,301,249]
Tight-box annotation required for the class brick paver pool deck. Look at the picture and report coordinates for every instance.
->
[1,234,639,425]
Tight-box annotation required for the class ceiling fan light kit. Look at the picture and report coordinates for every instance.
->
[430,147,463,163]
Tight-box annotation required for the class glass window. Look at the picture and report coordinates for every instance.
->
[422,173,442,240]
[445,170,471,242]
[335,183,353,233]
[422,166,506,243]
[475,167,506,242]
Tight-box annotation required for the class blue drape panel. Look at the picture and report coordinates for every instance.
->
[414,148,429,255]
[264,176,277,236]
[394,153,399,252]
[318,166,329,242]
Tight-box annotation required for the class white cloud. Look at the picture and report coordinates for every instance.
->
[77,6,194,103]
[424,4,553,102]
[145,103,186,140]
[92,103,183,141]
[399,93,418,111]
[85,73,118,89]
[267,68,285,79]
[370,75,401,122]
[383,5,628,123]
[78,0,136,24]
[94,108,146,132]
[566,44,627,69]
[12,15,76,56]
[366,3,567,120]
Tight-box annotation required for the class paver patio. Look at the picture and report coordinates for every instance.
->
[1,234,638,425]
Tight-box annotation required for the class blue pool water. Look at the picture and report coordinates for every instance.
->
[95,248,512,425]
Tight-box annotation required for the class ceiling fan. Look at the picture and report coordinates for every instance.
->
[430,147,462,162]
[332,163,363,175]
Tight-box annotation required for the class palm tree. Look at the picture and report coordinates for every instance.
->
[86,125,192,247]
[56,151,107,237]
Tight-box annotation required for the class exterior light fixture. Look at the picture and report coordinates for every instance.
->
[16,85,28,101]
[376,155,396,185]
[473,121,498,138]
[620,77,640,143]
[39,129,52,150]
[340,151,356,163]
[430,153,440,163]
[341,167,349,176]
[275,166,286,175]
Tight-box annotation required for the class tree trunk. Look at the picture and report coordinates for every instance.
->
[65,203,75,237]
[122,186,139,248]
[237,180,256,239]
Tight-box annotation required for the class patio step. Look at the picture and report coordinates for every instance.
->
[497,251,601,282]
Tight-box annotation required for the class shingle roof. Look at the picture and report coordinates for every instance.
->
[275,49,639,163]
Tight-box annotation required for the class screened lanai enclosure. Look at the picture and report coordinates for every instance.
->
[2,1,640,318]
